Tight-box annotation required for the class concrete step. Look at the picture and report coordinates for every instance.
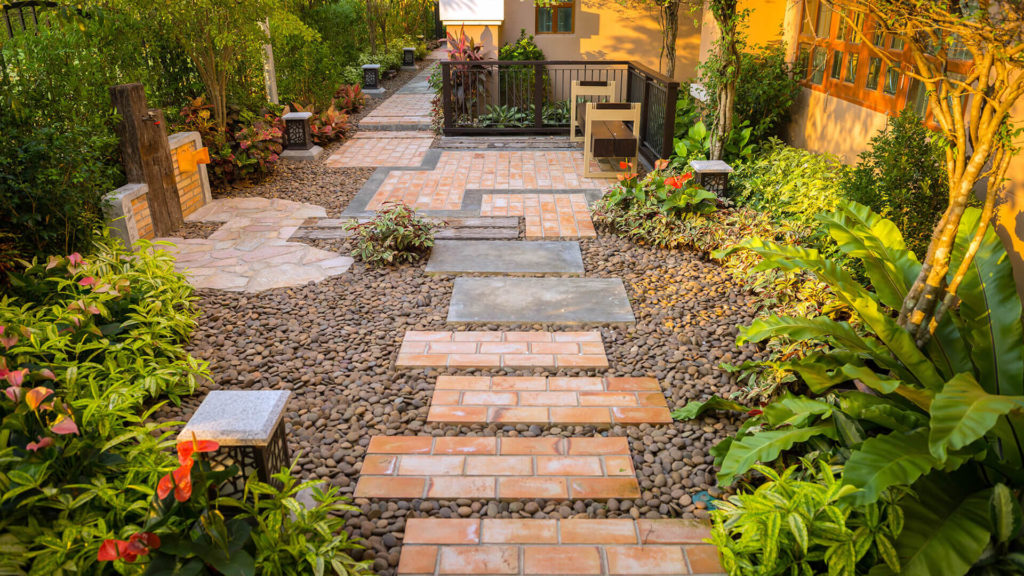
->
[447,278,634,325]
[425,240,583,276]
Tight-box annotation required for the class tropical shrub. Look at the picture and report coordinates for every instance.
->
[334,84,368,114]
[346,203,438,266]
[671,120,756,167]
[498,29,548,110]
[599,163,716,218]
[733,44,801,144]
[841,109,950,257]
[479,104,531,128]
[686,202,1024,576]
[286,103,350,145]
[711,459,904,576]
[542,100,571,126]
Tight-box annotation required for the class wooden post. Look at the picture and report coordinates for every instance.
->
[533,63,544,128]
[110,83,183,236]
[662,81,679,161]
[441,61,454,133]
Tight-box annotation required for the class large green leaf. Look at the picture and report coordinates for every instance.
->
[840,391,928,432]
[672,395,748,420]
[819,201,920,309]
[841,428,967,506]
[717,423,836,486]
[739,315,877,355]
[869,472,991,576]
[949,207,1024,398]
[738,238,943,390]
[928,372,1024,460]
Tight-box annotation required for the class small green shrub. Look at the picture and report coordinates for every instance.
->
[840,109,949,257]
[599,165,717,218]
[479,104,531,128]
[334,84,368,114]
[711,459,904,576]
[670,120,756,167]
[734,44,801,144]
[346,203,438,266]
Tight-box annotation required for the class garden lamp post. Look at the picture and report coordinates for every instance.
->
[689,160,734,197]
[362,64,386,96]
[280,111,323,162]
[403,47,416,69]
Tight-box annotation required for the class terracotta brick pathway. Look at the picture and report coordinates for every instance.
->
[368,151,609,211]
[324,131,433,167]
[481,193,597,239]
[397,518,722,575]
[427,376,672,426]
[396,331,608,369]
[354,436,640,500]
[359,94,435,129]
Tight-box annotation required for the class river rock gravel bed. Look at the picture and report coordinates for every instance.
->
[158,231,761,575]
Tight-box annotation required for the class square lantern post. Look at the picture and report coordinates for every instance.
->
[689,160,735,197]
[177,390,292,497]
[362,64,386,97]
[280,111,323,162]
[402,47,416,70]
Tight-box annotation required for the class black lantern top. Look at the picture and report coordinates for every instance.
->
[362,64,381,90]
[402,47,416,67]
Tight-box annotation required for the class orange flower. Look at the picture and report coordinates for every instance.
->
[681,172,694,182]
[176,437,219,465]
[664,176,684,189]
[25,387,53,411]
[156,437,219,502]
[97,532,160,563]
[654,159,669,170]
[618,161,632,170]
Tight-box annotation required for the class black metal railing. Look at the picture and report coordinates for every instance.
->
[440,59,679,163]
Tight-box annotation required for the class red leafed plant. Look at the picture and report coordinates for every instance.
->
[333,84,367,114]
[286,103,350,146]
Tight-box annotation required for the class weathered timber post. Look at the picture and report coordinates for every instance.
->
[109,83,183,236]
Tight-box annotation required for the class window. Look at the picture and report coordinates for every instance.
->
[948,35,971,60]
[830,50,844,80]
[801,0,819,36]
[537,2,573,34]
[866,57,882,90]
[810,47,827,84]
[836,9,863,42]
[890,35,905,50]
[872,28,885,47]
[845,54,858,83]
[884,66,901,94]
[797,44,811,80]
[906,79,928,116]
[815,3,832,37]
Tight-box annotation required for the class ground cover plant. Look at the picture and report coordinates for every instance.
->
[0,240,372,574]
[345,203,438,266]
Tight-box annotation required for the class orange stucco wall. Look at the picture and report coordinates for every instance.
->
[500,0,702,81]
[445,23,502,59]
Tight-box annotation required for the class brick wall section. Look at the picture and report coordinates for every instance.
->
[354,436,641,501]
[428,376,673,426]
[397,518,725,575]
[130,195,154,240]
[171,140,205,217]
[397,331,608,369]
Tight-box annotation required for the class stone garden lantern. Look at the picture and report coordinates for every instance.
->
[689,160,734,197]
[402,47,416,69]
[362,64,386,97]
[280,111,323,162]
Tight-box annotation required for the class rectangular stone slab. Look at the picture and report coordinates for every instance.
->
[426,241,584,275]
[447,278,635,324]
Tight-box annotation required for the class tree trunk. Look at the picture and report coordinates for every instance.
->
[710,81,735,160]
[662,1,680,78]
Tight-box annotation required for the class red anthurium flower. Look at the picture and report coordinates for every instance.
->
[97,532,159,563]
[0,326,17,349]
[51,415,79,436]
[26,436,53,452]
[4,386,21,403]
[38,369,56,381]
[25,387,53,411]
[97,540,122,562]
[680,172,694,182]
[654,159,669,170]
[5,369,27,387]
[664,176,684,189]
[68,253,83,266]
[78,277,96,287]
[176,437,219,465]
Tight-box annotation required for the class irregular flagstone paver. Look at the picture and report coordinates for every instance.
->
[427,376,672,426]
[368,151,609,211]
[447,278,635,325]
[481,193,597,239]
[354,436,640,500]
[397,518,724,575]
[396,331,608,369]
[325,130,433,168]
[155,197,353,292]
[425,240,584,276]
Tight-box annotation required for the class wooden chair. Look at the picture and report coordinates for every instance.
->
[581,102,642,178]
[569,80,617,143]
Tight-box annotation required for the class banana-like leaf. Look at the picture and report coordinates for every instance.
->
[928,372,1024,460]
[739,315,876,354]
[671,395,748,420]
[949,207,1024,398]
[763,393,835,427]
[841,428,967,506]
[717,423,836,486]
[868,472,991,576]
[819,201,919,309]
[738,238,944,390]
[840,391,928,432]
[990,483,1022,545]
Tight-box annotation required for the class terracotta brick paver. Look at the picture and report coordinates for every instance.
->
[396,331,608,369]
[354,436,640,500]
[481,193,597,239]
[428,376,671,425]
[368,151,609,211]
[324,131,433,168]
[359,94,435,128]
[396,518,725,575]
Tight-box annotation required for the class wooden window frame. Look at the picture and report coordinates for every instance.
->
[536,2,574,35]
[796,0,972,121]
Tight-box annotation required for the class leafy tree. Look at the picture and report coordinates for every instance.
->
[840,0,1024,346]
[703,0,745,160]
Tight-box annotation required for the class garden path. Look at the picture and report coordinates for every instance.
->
[154,197,352,292]
[319,79,725,571]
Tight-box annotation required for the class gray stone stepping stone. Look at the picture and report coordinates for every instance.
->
[426,241,584,275]
[447,277,635,324]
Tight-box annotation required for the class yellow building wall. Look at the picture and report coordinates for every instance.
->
[500,0,702,81]
[698,0,791,63]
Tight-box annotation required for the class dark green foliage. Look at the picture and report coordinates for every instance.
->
[346,203,438,266]
[841,109,950,257]
[733,44,801,144]
[498,30,548,111]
